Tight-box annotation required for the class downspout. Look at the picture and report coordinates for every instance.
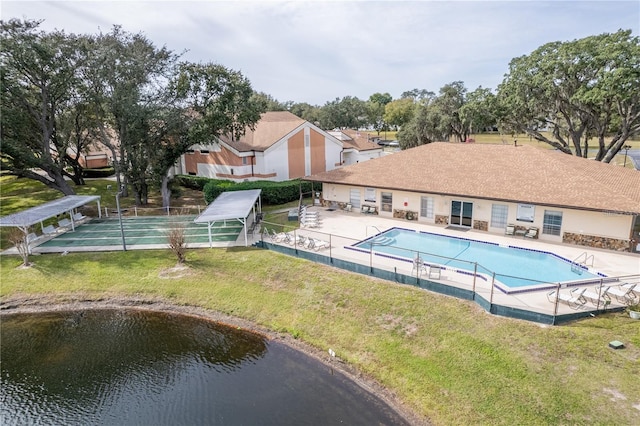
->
[251,150,255,177]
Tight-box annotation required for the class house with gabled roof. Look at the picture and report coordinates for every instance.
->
[175,111,345,182]
[305,142,640,253]
[328,129,384,165]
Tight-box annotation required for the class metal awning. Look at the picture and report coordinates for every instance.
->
[194,189,262,247]
[0,195,102,231]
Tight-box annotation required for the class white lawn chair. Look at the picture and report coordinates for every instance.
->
[580,287,610,307]
[312,239,330,251]
[547,288,587,309]
[42,225,57,235]
[601,284,638,304]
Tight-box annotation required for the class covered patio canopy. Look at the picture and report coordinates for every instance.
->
[194,189,262,247]
[0,195,102,232]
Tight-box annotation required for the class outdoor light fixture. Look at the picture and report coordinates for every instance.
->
[623,144,632,167]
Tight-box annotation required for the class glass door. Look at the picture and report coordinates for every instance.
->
[451,201,473,227]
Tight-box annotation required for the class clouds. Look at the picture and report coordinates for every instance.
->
[4,1,639,105]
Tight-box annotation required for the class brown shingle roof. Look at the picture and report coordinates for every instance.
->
[219,111,306,151]
[305,142,640,214]
[341,129,383,152]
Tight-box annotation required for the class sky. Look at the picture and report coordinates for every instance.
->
[3,1,639,105]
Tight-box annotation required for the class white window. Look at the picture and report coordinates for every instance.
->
[242,157,248,165]
[364,188,376,202]
[491,204,508,229]
[420,196,434,219]
[543,210,562,236]
[517,204,535,222]
[349,189,361,209]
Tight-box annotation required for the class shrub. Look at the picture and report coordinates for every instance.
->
[202,179,315,205]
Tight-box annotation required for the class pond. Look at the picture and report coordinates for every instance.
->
[1,309,409,425]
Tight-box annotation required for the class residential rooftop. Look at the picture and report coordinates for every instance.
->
[219,111,305,152]
[305,142,640,214]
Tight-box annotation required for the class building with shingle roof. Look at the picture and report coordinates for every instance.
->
[176,111,344,181]
[305,142,640,253]
[328,130,384,165]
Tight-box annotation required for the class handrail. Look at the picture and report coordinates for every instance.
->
[573,251,595,267]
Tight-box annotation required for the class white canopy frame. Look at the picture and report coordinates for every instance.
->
[193,189,262,247]
[0,195,102,253]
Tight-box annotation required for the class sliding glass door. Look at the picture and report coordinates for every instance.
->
[451,201,473,227]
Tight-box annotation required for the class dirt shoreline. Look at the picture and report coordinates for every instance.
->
[1,293,429,426]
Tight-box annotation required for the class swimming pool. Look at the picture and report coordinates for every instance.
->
[352,228,601,289]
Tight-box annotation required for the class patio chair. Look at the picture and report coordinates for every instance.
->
[361,205,370,214]
[505,224,515,236]
[412,256,427,276]
[524,227,538,239]
[601,284,638,304]
[546,288,587,309]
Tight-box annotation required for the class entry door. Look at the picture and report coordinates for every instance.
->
[451,201,473,227]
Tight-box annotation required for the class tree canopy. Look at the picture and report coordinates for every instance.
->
[497,29,640,162]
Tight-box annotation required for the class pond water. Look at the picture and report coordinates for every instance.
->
[1,309,408,425]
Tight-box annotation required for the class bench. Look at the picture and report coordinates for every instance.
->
[58,218,72,228]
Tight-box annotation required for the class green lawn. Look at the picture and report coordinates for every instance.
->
[2,175,640,425]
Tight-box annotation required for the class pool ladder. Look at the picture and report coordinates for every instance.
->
[571,252,594,275]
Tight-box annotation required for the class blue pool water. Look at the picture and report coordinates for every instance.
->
[354,228,599,288]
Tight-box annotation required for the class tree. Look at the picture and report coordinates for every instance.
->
[497,30,640,162]
[367,92,392,134]
[288,102,320,124]
[81,26,182,204]
[384,98,416,129]
[433,81,469,142]
[318,96,367,130]
[397,100,447,149]
[1,19,85,195]
[459,87,498,136]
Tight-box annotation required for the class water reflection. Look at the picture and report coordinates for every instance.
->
[1,309,408,425]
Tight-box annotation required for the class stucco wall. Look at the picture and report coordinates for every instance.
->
[325,183,633,251]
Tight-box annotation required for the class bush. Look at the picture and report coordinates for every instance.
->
[82,167,115,178]
[202,179,315,205]
[174,175,214,191]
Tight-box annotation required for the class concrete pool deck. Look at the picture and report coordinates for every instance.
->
[257,206,640,322]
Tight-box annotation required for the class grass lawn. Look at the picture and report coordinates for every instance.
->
[2,176,640,425]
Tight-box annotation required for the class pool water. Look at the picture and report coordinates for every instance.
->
[354,228,599,288]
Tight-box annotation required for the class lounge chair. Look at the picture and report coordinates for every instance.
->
[42,225,57,235]
[58,218,72,228]
[312,239,330,251]
[505,224,515,236]
[622,282,640,299]
[524,227,538,239]
[581,287,611,307]
[601,284,638,304]
[547,288,587,309]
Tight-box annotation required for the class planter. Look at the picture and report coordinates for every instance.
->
[629,310,640,320]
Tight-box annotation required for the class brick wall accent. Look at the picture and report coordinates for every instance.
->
[435,215,449,225]
[392,209,418,220]
[473,220,488,231]
[563,232,630,252]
